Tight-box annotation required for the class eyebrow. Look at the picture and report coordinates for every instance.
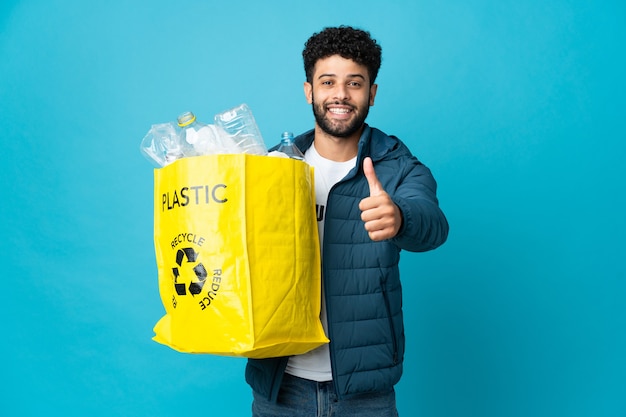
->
[317,73,366,80]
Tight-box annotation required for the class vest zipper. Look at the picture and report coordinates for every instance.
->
[323,158,366,400]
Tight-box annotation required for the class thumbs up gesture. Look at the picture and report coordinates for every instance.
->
[359,157,402,241]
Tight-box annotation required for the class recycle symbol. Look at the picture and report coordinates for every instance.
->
[172,247,207,296]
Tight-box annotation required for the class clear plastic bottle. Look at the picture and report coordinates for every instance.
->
[179,111,241,156]
[276,131,304,160]
[214,103,267,155]
[139,122,183,167]
[177,111,205,157]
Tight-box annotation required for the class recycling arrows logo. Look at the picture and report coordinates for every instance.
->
[172,247,207,296]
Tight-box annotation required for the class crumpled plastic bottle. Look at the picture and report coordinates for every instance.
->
[139,122,183,167]
[177,111,239,156]
[214,103,267,155]
[140,105,268,167]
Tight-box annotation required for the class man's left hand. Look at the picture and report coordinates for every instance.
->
[359,157,402,241]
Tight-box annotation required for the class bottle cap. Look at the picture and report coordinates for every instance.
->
[177,111,196,127]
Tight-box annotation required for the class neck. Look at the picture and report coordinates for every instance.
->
[313,125,362,162]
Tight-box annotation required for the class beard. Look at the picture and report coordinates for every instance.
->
[311,94,370,138]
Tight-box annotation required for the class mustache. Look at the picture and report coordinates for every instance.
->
[323,100,355,109]
[310,94,356,109]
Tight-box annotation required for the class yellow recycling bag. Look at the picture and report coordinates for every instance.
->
[151,154,329,358]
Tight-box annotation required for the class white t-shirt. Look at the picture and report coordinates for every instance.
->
[285,143,357,382]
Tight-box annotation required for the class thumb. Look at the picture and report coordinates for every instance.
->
[363,157,384,196]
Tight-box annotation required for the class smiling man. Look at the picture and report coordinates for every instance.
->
[246,26,449,417]
[307,53,377,142]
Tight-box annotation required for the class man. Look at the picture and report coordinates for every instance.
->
[246,25,449,416]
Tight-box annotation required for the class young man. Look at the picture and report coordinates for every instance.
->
[246,26,449,416]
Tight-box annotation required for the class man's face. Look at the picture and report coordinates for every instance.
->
[304,55,377,139]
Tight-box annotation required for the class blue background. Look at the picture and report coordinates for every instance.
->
[1,0,625,416]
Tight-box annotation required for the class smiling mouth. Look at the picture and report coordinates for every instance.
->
[327,106,352,115]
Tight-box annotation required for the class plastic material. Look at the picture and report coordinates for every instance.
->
[214,103,267,155]
[276,131,305,160]
[139,122,183,167]
[177,111,239,157]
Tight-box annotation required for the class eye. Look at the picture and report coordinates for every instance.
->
[348,81,362,88]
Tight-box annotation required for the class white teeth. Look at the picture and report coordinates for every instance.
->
[329,108,350,114]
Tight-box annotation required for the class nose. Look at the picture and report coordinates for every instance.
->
[333,84,350,101]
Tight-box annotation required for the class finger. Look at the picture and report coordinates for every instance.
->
[363,157,384,196]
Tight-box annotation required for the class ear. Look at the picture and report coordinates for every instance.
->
[369,83,378,106]
[304,82,313,104]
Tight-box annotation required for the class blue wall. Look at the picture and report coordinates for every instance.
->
[1,0,624,416]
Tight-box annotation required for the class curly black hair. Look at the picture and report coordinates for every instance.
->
[303,25,382,85]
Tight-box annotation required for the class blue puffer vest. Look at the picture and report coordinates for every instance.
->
[245,125,449,401]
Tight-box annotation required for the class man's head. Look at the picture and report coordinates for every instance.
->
[303,26,382,85]
[303,26,382,141]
